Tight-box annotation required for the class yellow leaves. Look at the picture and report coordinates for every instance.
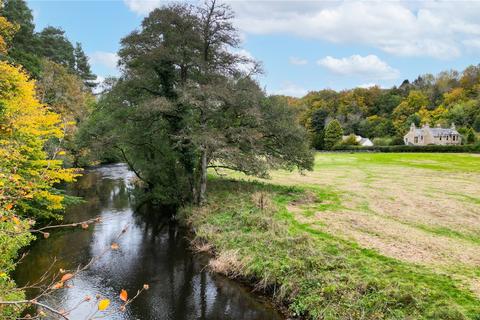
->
[98,299,110,311]
[110,242,119,250]
[12,216,20,225]
[0,61,78,219]
[119,289,128,302]
[0,16,18,54]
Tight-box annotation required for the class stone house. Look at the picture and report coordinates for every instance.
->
[404,123,461,146]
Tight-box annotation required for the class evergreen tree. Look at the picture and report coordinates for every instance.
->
[74,42,97,89]
[324,119,343,150]
[37,26,75,69]
[0,0,42,76]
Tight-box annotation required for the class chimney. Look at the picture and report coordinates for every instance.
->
[410,123,416,132]
[451,123,456,130]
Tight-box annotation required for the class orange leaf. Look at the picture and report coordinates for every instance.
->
[12,216,20,225]
[110,242,119,250]
[81,223,89,229]
[5,203,13,210]
[119,289,128,302]
[52,282,63,289]
[61,273,73,282]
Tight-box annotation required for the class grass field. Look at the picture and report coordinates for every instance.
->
[183,153,480,319]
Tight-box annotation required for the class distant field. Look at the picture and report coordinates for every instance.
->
[192,153,480,319]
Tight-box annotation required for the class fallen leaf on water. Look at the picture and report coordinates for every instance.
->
[52,282,63,289]
[143,284,149,290]
[120,289,128,302]
[98,299,110,311]
[60,273,73,282]
[81,223,89,229]
[111,242,119,250]
[43,232,50,239]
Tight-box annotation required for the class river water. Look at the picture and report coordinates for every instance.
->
[14,164,283,320]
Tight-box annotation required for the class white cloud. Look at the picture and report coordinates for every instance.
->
[271,82,308,97]
[317,55,400,80]
[230,1,480,59]
[357,83,380,89]
[123,0,162,15]
[289,57,308,65]
[90,51,119,71]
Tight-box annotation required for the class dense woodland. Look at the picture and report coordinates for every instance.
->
[1,0,480,318]
[289,68,480,149]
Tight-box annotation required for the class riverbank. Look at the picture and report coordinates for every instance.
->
[181,153,480,319]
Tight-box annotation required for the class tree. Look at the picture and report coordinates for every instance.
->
[36,26,75,69]
[310,107,329,149]
[464,127,476,145]
[393,90,429,135]
[0,61,77,317]
[36,59,95,165]
[324,119,343,150]
[85,0,313,206]
[0,0,42,76]
[0,15,17,55]
[74,42,97,89]
[473,115,480,133]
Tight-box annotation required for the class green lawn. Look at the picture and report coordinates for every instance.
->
[183,153,480,319]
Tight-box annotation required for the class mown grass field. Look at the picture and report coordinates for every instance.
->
[183,153,480,319]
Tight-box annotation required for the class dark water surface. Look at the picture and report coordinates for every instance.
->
[14,164,283,320]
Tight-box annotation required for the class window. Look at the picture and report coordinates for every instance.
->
[453,136,456,141]
[414,137,418,143]
[446,136,449,141]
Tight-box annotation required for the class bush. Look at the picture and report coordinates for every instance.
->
[372,136,395,146]
[341,134,359,146]
[331,144,480,153]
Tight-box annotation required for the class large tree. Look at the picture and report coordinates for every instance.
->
[85,0,313,206]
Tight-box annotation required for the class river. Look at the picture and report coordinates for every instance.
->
[14,164,283,320]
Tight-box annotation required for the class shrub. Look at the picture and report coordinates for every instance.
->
[331,144,480,153]
[341,134,359,146]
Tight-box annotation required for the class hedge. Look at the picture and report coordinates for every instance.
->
[330,144,480,153]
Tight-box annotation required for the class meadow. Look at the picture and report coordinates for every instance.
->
[184,153,480,319]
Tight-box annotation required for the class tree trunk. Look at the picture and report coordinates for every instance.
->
[198,147,208,205]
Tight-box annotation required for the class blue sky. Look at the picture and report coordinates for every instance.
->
[27,0,480,97]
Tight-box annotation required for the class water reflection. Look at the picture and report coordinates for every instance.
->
[14,164,282,320]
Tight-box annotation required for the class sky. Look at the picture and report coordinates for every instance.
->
[27,0,480,97]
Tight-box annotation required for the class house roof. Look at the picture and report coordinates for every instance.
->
[413,127,459,137]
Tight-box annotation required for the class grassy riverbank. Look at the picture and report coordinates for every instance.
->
[182,153,480,319]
